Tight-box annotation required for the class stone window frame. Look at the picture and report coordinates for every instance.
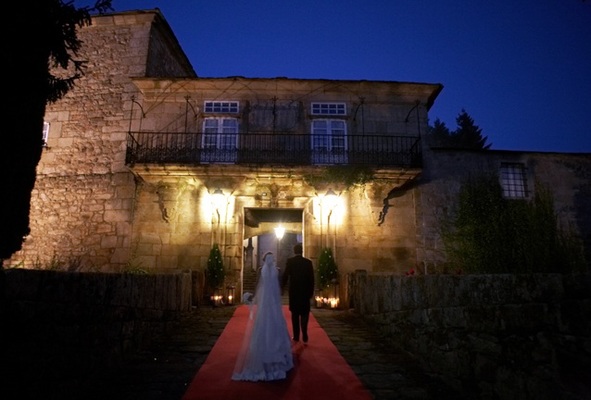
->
[202,117,239,149]
[42,121,50,147]
[499,162,530,199]
[204,100,239,114]
[311,118,348,164]
[311,102,347,116]
[309,103,348,154]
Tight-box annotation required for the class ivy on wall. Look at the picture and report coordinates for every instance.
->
[441,174,586,273]
[304,165,375,189]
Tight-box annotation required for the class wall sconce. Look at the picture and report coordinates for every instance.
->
[210,188,226,226]
[324,188,338,210]
[211,188,225,210]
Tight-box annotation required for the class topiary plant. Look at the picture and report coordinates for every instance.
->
[206,243,225,290]
[318,247,338,287]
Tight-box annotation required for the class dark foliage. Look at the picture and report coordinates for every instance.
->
[440,174,587,273]
[427,109,491,150]
[206,244,225,290]
[318,247,339,287]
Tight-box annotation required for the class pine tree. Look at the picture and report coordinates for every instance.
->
[427,109,491,150]
[206,244,225,290]
[318,247,338,287]
[427,118,452,147]
[453,109,491,149]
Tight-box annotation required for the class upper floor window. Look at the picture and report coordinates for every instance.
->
[204,101,239,114]
[203,118,238,140]
[42,121,50,147]
[311,119,347,164]
[500,162,529,199]
[311,102,346,116]
[201,117,238,163]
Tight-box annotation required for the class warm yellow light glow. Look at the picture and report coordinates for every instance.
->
[319,189,345,226]
[211,188,225,210]
[210,294,224,306]
[274,225,285,240]
[323,188,338,210]
[226,286,236,305]
[315,295,340,309]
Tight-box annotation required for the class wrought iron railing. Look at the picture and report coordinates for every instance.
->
[125,131,422,168]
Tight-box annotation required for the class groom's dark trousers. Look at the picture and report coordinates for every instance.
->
[281,253,315,342]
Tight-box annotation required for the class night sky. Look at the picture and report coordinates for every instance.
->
[82,0,591,153]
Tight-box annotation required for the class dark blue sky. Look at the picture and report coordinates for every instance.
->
[88,1,591,153]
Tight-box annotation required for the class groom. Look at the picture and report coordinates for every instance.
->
[281,243,315,343]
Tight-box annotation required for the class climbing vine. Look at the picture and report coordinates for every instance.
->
[304,165,375,189]
[440,174,586,273]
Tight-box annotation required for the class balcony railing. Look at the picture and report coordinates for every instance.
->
[125,131,422,168]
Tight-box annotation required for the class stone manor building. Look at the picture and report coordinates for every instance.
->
[7,10,590,301]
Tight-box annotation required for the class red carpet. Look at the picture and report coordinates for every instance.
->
[182,305,373,400]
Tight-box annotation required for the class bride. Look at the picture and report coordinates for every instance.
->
[232,251,294,381]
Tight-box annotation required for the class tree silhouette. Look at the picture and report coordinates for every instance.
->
[1,1,112,265]
[427,109,491,150]
[454,109,491,149]
[427,118,453,148]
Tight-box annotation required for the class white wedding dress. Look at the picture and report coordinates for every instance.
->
[232,253,294,381]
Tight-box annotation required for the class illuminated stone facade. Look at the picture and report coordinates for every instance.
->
[8,10,590,292]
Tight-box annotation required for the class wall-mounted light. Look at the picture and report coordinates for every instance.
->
[324,188,338,211]
[211,188,225,211]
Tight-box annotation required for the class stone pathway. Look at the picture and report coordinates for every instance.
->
[7,305,465,400]
[313,308,465,400]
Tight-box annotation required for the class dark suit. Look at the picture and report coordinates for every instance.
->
[281,253,315,342]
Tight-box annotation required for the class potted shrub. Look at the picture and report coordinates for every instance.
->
[207,243,225,305]
[318,247,339,307]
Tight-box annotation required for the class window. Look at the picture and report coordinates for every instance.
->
[500,162,529,199]
[311,119,347,164]
[42,121,50,146]
[204,101,239,113]
[202,117,238,163]
[311,102,346,116]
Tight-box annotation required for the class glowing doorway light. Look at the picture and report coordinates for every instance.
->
[274,225,285,240]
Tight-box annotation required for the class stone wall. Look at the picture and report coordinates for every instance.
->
[7,8,589,286]
[6,11,196,271]
[4,268,590,398]
[416,148,591,271]
[348,271,591,400]
[3,269,193,364]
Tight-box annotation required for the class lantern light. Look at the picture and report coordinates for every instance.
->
[274,225,285,240]
[324,188,338,210]
[226,285,236,305]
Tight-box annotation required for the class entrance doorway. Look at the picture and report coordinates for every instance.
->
[242,208,303,295]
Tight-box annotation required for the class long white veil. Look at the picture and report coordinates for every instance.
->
[232,252,293,381]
